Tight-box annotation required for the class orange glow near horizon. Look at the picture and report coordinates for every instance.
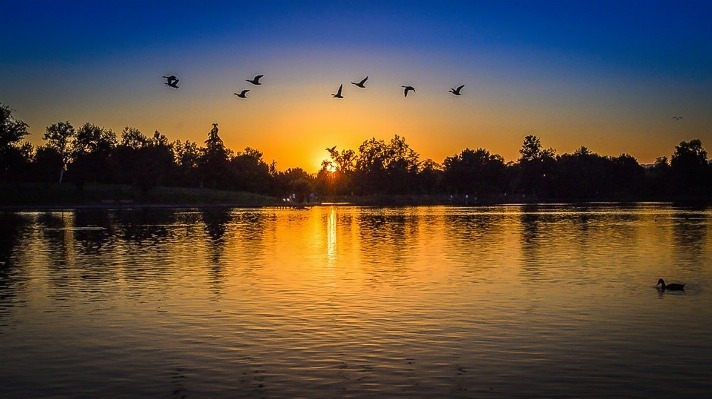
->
[4,2,712,175]
[13,45,712,174]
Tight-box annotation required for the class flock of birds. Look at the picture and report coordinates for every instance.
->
[163,74,685,124]
[162,73,466,99]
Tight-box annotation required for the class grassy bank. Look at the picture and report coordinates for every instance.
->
[1,184,281,208]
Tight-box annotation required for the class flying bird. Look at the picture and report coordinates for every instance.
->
[163,75,179,88]
[326,146,337,152]
[246,74,264,85]
[234,89,250,98]
[449,85,465,95]
[401,85,415,97]
[351,76,368,88]
[672,116,682,120]
[332,84,344,98]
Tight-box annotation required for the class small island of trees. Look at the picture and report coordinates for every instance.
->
[1,103,710,206]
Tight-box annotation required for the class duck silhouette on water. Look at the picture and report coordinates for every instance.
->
[656,278,685,291]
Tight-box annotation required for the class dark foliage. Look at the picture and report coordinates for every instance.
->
[2,103,711,203]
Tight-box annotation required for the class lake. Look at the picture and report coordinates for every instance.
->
[1,204,711,398]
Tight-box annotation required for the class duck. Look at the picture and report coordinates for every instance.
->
[246,74,264,85]
[234,89,250,98]
[449,84,465,95]
[163,75,179,88]
[656,278,685,291]
[351,76,368,88]
[332,84,344,98]
[401,85,415,97]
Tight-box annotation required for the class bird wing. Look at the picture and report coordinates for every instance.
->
[457,85,465,91]
[336,84,343,96]
[360,76,368,85]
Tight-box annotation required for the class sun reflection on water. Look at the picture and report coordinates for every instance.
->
[327,206,337,264]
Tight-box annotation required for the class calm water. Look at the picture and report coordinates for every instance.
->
[1,204,711,398]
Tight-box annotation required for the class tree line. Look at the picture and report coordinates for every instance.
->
[2,103,711,202]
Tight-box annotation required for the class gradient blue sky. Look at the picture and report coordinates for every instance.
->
[2,0,711,171]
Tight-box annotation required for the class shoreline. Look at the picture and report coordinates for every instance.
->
[2,183,710,211]
[3,198,710,212]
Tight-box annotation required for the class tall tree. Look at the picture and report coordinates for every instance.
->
[43,121,76,183]
[174,139,202,187]
[199,123,232,189]
[443,148,506,196]
[355,135,420,194]
[67,123,117,189]
[0,104,31,183]
[230,147,271,193]
[517,135,556,198]
[670,139,710,194]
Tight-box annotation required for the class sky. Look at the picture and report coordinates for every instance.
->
[2,0,711,172]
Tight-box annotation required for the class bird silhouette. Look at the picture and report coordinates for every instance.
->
[672,116,683,120]
[327,146,337,152]
[656,278,685,291]
[332,84,344,98]
[246,74,264,85]
[351,76,368,88]
[163,75,179,88]
[449,85,465,95]
[234,89,250,98]
[401,85,415,97]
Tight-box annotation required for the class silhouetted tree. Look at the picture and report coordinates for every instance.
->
[517,135,556,198]
[317,146,357,195]
[555,146,610,199]
[443,148,506,197]
[230,147,271,193]
[354,135,420,194]
[670,139,709,195]
[112,126,149,185]
[112,127,174,191]
[43,121,75,183]
[198,123,232,189]
[33,146,64,184]
[273,167,313,202]
[173,139,202,187]
[0,104,31,184]
[66,122,117,190]
[419,159,443,194]
[645,156,673,196]
[606,153,644,197]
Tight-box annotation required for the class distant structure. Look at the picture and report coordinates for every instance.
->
[401,85,415,97]
[163,75,179,89]
[351,76,368,88]
[246,74,264,85]
[234,89,250,98]
[332,84,344,98]
[672,116,683,120]
[449,84,465,95]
